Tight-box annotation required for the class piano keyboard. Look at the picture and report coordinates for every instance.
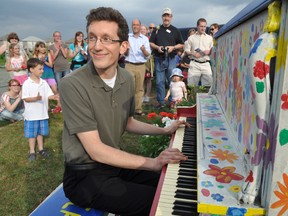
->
[155,117,198,216]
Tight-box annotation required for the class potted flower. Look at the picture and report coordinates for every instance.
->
[176,85,209,117]
[139,112,177,157]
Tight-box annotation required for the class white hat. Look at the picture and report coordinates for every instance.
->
[170,68,183,78]
[162,8,172,16]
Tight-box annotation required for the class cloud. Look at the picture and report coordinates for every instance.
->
[0,0,253,41]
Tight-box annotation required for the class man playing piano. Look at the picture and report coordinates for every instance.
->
[59,7,188,216]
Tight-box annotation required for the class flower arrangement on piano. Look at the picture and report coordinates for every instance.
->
[139,112,177,157]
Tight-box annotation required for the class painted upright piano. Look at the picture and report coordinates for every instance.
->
[150,0,288,215]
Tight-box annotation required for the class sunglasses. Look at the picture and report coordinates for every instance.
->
[149,27,155,29]
[210,28,215,31]
[10,84,20,86]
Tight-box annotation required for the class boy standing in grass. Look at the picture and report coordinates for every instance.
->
[22,58,59,161]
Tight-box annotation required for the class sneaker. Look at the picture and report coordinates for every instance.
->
[154,103,165,109]
[38,149,50,158]
[52,106,62,113]
[28,153,36,161]
[143,96,150,103]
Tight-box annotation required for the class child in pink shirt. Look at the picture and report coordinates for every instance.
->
[165,68,187,108]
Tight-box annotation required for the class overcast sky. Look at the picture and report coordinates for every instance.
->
[0,0,253,41]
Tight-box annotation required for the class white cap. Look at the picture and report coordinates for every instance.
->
[170,68,183,78]
[162,8,172,16]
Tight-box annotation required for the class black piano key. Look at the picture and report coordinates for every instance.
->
[178,177,198,185]
[182,158,197,163]
[177,180,197,190]
[175,189,197,200]
[178,169,197,177]
[172,200,198,216]
[179,163,197,170]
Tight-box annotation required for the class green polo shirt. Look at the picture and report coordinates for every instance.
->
[60,61,135,164]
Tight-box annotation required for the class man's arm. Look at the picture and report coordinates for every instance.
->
[78,129,187,171]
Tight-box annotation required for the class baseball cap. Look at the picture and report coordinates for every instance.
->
[162,8,172,16]
[170,68,183,78]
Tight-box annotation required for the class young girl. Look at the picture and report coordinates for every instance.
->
[33,41,61,113]
[5,43,28,85]
[0,79,24,122]
[165,68,188,108]
[68,31,88,71]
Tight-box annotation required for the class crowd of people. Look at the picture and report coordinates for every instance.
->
[0,6,219,215]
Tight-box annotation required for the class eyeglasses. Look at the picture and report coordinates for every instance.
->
[149,27,155,29]
[88,35,122,45]
[210,28,215,31]
[10,84,20,87]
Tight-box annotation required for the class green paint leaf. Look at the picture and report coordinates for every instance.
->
[279,129,288,146]
[256,82,264,93]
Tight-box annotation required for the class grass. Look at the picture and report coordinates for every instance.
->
[0,113,64,215]
[0,82,175,215]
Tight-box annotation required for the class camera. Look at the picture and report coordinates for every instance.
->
[161,46,169,57]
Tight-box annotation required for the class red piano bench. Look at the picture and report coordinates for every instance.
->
[29,183,106,216]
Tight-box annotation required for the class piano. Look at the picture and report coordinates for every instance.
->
[150,1,288,215]
[151,95,265,216]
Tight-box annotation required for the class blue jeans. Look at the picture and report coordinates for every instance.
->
[155,56,176,104]
[54,70,70,85]
[0,108,24,121]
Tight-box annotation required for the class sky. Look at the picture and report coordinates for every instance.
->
[0,0,254,41]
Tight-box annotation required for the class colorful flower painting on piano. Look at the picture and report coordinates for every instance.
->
[210,149,239,164]
[271,173,288,216]
[203,165,244,184]
[281,93,288,110]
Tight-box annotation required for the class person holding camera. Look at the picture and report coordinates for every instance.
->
[150,8,184,109]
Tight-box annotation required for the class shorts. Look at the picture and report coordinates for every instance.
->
[24,119,49,138]
[43,78,57,87]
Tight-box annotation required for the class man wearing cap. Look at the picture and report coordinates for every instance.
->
[125,19,151,116]
[150,8,184,109]
[185,18,213,87]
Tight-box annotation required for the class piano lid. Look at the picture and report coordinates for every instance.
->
[215,0,272,38]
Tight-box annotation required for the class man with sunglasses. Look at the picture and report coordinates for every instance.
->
[148,23,155,37]
[209,23,219,37]
[60,7,188,216]
[150,8,184,109]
